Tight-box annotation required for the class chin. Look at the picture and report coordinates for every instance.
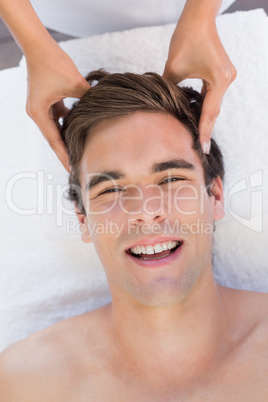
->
[127,276,196,308]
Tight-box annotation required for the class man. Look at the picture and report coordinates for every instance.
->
[0,71,267,401]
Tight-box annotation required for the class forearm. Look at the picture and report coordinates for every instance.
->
[180,0,223,25]
[0,0,58,59]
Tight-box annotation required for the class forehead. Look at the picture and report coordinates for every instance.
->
[80,112,203,182]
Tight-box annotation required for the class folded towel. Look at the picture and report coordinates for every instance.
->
[1,9,268,351]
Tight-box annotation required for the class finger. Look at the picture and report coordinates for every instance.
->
[52,101,70,133]
[52,105,63,132]
[199,61,237,150]
[53,145,71,173]
[198,86,224,153]
[50,135,71,173]
[37,112,71,173]
[54,146,71,173]
[201,80,207,99]
[53,100,70,120]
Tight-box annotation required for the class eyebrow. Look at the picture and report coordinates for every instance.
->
[85,159,195,192]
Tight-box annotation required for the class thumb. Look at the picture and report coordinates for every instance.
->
[198,86,224,154]
[50,134,71,173]
[38,111,71,173]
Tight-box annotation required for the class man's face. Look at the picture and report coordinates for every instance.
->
[77,112,224,307]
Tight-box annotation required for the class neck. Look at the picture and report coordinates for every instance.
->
[108,269,233,382]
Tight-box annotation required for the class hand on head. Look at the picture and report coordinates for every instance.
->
[163,17,236,154]
[25,45,91,173]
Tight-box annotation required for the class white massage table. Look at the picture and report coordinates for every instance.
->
[0,9,268,351]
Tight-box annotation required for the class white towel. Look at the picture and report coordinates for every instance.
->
[1,9,268,351]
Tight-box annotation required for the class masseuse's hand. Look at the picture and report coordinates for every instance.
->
[0,0,91,172]
[163,7,236,154]
[26,44,91,172]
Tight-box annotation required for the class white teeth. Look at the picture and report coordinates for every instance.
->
[154,244,163,253]
[130,241,180,255]
[168,241,177,250]
[136,246,142,254]
[146,245,154,255]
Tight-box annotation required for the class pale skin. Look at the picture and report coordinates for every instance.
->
[0,0,236,171]
[0,112,267,401]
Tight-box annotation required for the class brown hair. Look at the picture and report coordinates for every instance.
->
[61,70,224,214]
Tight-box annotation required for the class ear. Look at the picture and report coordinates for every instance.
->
[210,176,225,221]
[74,201,92,243]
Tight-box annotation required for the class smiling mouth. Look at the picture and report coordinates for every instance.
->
[126,241,182,260]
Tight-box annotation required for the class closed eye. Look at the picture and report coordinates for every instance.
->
[99,187,124,195]
[160,177,187,184]
[98,177,186,196]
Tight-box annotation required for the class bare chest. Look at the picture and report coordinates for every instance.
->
[64,348,268,402]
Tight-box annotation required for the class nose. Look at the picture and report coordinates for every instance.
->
[122,185,167,225]
[129,212,166,227]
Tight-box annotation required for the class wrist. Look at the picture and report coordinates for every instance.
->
[179,0,222,26]
[176,10,218,36]
[24,33,60,64]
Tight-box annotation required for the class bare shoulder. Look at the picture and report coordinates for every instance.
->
[218,284,268,342]
[0,331,62,401]
[0,322,81,401]
[0,304,111,402]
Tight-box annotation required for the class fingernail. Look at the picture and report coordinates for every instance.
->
[207,140,211,154]
[201,140,211,155]
[202,141,208,154]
